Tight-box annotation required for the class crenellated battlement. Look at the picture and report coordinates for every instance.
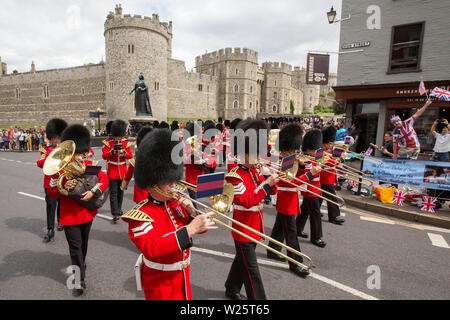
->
[105,6,172,40]
[195,47,258,67]
[262,62,293,74]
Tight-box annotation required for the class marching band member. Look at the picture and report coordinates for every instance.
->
[319,126,345,225]
[48,125,109,297]
[121,126,153,204]
[296,129,327,248]
[37,118,68,242]
[266,124,318,277]
[102,120,133,222]
[224,119,279,300]
[121,129,217,300]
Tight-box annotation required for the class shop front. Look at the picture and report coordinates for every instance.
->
[334,80,450,155]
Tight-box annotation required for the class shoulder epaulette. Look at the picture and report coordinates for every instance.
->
[91,160,99,166]
[102,139,110,148]
[129,158,135,167]
[121,200,153,223]
[225,166,243,182]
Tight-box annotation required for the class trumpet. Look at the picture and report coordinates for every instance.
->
[258,158,346,207]
[156,180,314,270]
[296,153,375,188]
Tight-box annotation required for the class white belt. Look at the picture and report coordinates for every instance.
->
[233,204,262,212]
[108,161,126,165]
[143,256,190,271]
[277,187,298,192]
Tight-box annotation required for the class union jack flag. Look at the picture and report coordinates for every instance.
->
[392,190,406,206]
[419,196,437,213]
[430,87,450,101]
[350,180,358,191]
[365,147,374,156]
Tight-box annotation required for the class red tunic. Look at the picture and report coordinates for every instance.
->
[298,161,321,198]
[320,150,337,185]
[226,166,277,242]
[102,139,133,180]
[123,159,148,204]
[122,198,194,300]
[36,145,55,189]
[276,164,313,215]
[47,160,109,226]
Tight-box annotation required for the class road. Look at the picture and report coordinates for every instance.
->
[0,149,449,300]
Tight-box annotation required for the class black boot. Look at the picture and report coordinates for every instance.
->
[267,251,286,262]
[43,229,55,243]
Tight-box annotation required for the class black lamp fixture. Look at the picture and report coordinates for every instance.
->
[327,6,337,24]
[327,6,351,24]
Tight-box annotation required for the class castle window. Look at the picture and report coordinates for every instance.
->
[274,80,277,87]
[128,44,135,54]
[154,82,160,91]
[235,68,239,76]
[249,102,252,109]
[274,92,278,99]
[250,86,253,93]
[273,105,277,112]
[198,84,203,92]
[15,88,21,100]
[109,81,114,91]
[234,84,239,93]
[233,100,239,109]
[81,87,85,96]
[43,85,49,98]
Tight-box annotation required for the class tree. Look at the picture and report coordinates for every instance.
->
[332,101,345,114]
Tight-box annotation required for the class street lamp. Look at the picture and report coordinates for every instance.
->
[327,6,351,24]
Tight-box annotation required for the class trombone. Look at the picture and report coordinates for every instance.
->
[296,153,375,188]
[157,180,314,271]
[332,143,383,166]
[258,158,346,207]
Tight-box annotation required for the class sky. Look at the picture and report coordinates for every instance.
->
[0,0,342,74]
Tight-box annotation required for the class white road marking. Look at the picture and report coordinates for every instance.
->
[191,247,379,300]
[360,216,395,225]
[18,192,45,201]
[427,233,450,249]
[97,214,113,221]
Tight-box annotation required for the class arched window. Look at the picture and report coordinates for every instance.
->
[274,92,278,99]
[235,68,239,76]
[233,100,239,109]
[234,84,239,93]
[273,105,277,112]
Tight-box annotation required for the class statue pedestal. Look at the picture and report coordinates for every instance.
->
[129,117,158,136]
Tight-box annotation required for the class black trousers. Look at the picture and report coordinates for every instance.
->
[318,184,340,220]
[296,197,323,242]
[63,220,93,282]
[109,179,124,217]
[268,213,303,268]
[225,241,266,300]
[204,167,216,174]
[44,188,60,230]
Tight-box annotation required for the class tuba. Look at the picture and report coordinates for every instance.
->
[43,140,109,210]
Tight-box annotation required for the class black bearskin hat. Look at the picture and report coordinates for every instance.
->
[279,124,303,152]
[203,120,216,131]
[270,122,279,130]
[105,121,113,136]
[170,121,179,131]
[230,118,242,130]
[134,129,183,189]
[322,126,337,144]
[46,118,68,140]
[136,126,153,148]
[111,120,128,137]
[216,123,224,132]
[224,119,231,128]
[152,120,160,128]
[184,122,202,137]
[158,121,170,129]
[61,124,90,154]
[302,129,322,152]
[233,119,268,156]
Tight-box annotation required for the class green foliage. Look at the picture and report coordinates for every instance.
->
[332,101,345,115]
[314,104,334,115]
[327,90,336,97]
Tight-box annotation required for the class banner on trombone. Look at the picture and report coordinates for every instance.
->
[362,157,450,191]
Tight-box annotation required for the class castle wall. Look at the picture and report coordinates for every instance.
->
[0,64,106,125]
[167,59,218,119]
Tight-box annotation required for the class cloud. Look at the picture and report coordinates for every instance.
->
[0,0,341,73]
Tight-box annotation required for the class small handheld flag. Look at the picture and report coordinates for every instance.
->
[280,154,296,172]
[419,80,427,96]
[430,87,450,101]
[344,136,353,145]
[365,147,374,156]
[419,196,437,213]
[84,166,102,176]
[392,190,406,206]
[196,172,225,199]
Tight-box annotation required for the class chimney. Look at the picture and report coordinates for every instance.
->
[115,4,123,16]
[31,61,36,73]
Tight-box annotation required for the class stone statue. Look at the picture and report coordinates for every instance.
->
[129,73,152,117]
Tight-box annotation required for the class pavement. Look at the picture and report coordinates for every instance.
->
[1,149,449,300]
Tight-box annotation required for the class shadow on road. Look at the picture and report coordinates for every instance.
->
[4,217,46,237]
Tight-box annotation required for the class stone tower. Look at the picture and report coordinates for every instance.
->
[196,48,258,120]
[262,62,294,115]
[104,4,173,121]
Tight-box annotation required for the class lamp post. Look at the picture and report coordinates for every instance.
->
[89,108,106,133]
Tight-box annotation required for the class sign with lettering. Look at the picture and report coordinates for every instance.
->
[362,157,450,191]
[342,41,371,50]
[306,53,329,85]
